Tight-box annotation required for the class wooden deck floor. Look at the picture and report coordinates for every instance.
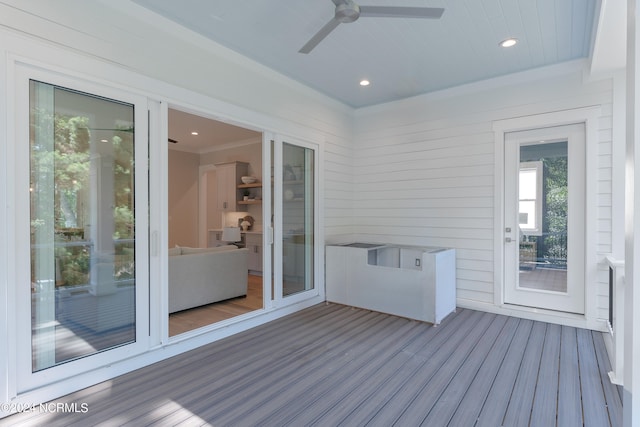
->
[4,304,621,426]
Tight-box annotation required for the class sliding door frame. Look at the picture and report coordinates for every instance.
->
[1,50,325,409]
[12,62,151,392]
[270,134,322,307]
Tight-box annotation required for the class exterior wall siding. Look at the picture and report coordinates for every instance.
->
[353,68,616,321]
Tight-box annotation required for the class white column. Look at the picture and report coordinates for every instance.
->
[89,152,116,296]
[32,82,56,370]
[624,1,640,425]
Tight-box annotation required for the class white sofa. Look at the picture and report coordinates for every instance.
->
[168,245,248,313]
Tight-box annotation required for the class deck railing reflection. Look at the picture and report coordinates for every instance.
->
[520,231,567,270]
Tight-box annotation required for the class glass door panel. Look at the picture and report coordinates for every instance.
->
[504,124,585,314]
[518,143,567,292]
[282,143,314,297]
[30,80,136,371]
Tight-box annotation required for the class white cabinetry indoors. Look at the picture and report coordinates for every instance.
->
[215,161,248,212]
[245,233,263,274]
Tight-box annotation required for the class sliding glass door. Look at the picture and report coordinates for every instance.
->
[16,68,149,390]
[271,138,318,302]
[282,142,315,296]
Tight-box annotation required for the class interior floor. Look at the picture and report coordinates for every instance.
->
[169,274,263,336]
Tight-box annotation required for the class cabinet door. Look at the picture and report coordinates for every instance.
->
[216,165,232,211]
[246,234,263,273]
[209,230,223,247]
[215,162,248,212]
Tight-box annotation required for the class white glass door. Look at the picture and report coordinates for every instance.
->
[15,68,149,390]
[271,137,318,303]
[504,124,585,314]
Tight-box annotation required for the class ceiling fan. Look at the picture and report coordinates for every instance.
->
[299,0,444,54]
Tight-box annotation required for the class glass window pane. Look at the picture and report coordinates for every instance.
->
[282,143,314,296]
[519,200,536,229]
[30,80,136,371]
[519,169,537,199]
[518,142,568,293]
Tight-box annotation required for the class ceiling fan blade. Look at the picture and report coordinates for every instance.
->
[168,138,178,144]
[359,6,444,19]
[299,18,341,54]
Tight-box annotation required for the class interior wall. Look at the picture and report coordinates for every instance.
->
[353,65,616,321]
[168,150,200,247]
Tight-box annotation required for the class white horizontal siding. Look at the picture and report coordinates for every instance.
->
[323,136,354,239]
[596,101,614,321]
[353,67,616,319]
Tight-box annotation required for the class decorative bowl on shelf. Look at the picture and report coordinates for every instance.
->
[241,176,257,184]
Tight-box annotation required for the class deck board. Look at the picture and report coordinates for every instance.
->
[593,328,623,427]
[530,323,561,427]
[335,308,475,425]
[355,311,493,426]
[120,305,379,425]
[576,328,612,427]
[209,315,414,425]
[2,304,622,427]
[502,321,547,427]
[418,314,509,426]
[67,303,345,425]
[380,312,499,425]
[474,318,534,427]
[558,326,584,427]
[446,315,521,426]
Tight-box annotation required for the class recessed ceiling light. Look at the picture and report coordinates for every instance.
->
[191,131,199,136]
[100,139,108,143]
[500,38,518,48]
[360,79,370,87]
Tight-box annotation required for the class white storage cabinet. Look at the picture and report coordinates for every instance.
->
[326,243,456,324]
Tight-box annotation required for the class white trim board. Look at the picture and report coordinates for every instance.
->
[0,46,11,405]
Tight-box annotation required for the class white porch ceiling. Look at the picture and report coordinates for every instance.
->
[131,0,599,108]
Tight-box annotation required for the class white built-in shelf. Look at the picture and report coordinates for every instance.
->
[237,182,262,189]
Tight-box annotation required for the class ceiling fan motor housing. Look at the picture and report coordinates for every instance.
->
[336,2,360,23]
